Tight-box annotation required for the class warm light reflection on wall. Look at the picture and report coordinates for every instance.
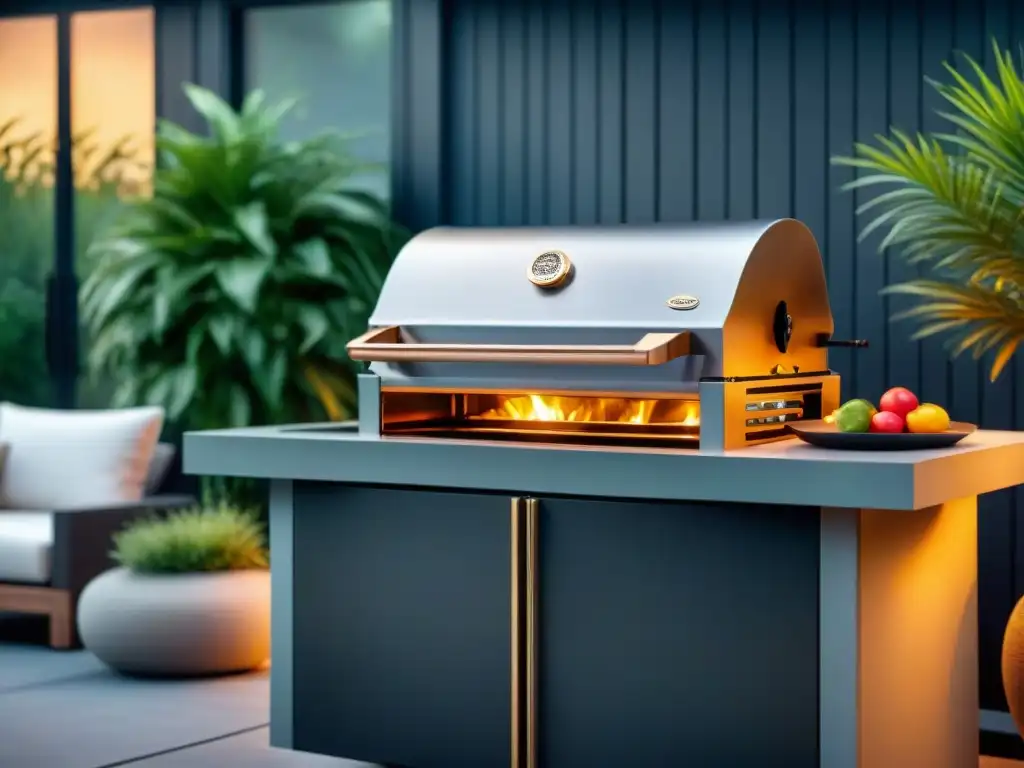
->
[0,9,155,187]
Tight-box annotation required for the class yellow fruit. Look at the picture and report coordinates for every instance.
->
[905,403,951,434]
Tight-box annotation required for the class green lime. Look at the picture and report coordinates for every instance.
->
[843,398,877,417]
[835,399,875,433]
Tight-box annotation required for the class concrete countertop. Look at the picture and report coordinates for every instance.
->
[183,423,1024,511]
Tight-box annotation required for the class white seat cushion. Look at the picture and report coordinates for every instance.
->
[0,511,53,583]
[0,403,164,510]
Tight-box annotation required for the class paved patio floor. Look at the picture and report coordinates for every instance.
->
[0,615,373,768]
[0,616,1019,767]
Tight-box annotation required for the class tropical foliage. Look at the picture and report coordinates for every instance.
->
[81,84,407,430]
[832,41,1024,381]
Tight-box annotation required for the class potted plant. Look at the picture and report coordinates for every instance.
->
[80,85,408,503]
[77,501,271,677]
[832,41,1024,729]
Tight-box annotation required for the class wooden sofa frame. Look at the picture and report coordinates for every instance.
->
[0,495,195,649]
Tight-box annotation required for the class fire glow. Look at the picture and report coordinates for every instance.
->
[475,395,701,427]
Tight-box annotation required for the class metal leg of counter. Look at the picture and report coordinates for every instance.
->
[820,499,979,768]
[268,479,295,750]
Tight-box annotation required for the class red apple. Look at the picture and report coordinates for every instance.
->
[879,387,919,419]
[870,410,905,433]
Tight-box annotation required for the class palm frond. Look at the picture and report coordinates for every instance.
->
[884,279,1024,380]
[830,39,1024,381]
[929,43,1024,202]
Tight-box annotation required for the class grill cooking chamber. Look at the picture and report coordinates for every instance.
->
[348,220,853,451]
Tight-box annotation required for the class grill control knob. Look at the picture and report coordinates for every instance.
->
[773,301,793,354]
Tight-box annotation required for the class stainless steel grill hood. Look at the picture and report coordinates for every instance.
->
[347,220,855,451]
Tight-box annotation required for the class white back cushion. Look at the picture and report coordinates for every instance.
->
[0,403,164,509]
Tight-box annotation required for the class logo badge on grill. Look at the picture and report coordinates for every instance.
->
[666,295,700,311]
[528,250,573,288]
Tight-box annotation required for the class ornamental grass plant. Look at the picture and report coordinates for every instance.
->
[112,502,268,574]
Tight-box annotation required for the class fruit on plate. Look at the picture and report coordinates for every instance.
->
[870,410,905,433]
[834,398,877,433]
[879,386,919,419]
[905,403,951,434]
[828,387,954,436]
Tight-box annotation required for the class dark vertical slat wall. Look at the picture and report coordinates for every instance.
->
[390,0,445,232]
[624,1,658,224]
[825,1,857,384]
[755,1,790,222]
[952,1,984,436]
[571,0,598,225]
[792,2,827,292]
[657,1,695,222]
[852,0,887,401]
[502,3,526,225]
[429,0,1024,711]
[525,3,548,224]
[726,0,755,222]
[696,1,727,221]
[887,0,920,401]
[549,3,575,225]
[476,3,502,225]
[979,0,1018,716]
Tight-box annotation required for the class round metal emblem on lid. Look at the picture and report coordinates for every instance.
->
[666,295,700,311]
[528,250,573,288]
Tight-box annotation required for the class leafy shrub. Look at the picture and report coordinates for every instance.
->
[112,502,269,574]
[81,85,408,429]
[0,278,49,405]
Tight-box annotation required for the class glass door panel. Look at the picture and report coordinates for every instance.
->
[0,15,57,407]
[243,0,392,197]
[71,7,155,408]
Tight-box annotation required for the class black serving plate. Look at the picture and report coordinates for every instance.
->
[787,419,977,451]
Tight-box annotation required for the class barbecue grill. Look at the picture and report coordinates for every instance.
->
[347,219,863,451]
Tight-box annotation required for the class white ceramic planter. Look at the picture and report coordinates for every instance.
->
[77,567,270,677]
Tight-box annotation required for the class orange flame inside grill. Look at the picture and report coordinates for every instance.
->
[476,395,701,426]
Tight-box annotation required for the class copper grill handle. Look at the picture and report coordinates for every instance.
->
[347,326,691,367]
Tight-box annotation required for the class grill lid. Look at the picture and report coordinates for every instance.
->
[353,219,835,382]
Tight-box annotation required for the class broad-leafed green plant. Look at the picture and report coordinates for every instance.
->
[112,502,268,574]
[832,41,1024,381]
[81,84,407,429]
